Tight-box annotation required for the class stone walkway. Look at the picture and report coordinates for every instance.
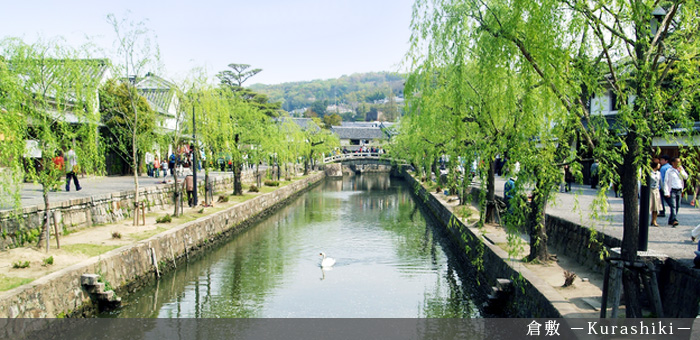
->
[1,170,262,212]
[488,176,699,261]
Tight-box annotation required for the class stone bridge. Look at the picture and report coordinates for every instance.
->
[323,153,406,176]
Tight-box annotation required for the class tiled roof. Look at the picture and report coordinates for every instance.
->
[278,117,320,131]
[135,74,176,116]
[331,126,387,140]
[13,58,111,102]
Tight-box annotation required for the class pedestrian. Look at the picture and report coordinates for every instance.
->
[504,176,516,214]
[559,165,567,193]
[161,159,168,179]
[658,155,671,217]
[663,157,688,226]
[183,172,195,207]
[65,147,81,192]
[51,150,64,192]
[649,160,662,227]
[564,165,574,192]
[168,153,176,176]
[689,174,700,207]
[153,157,160,178]
[590,160,599,189]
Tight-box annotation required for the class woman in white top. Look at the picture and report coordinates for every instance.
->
[649,161,662,227]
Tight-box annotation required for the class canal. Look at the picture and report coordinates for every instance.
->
[102,174,482,318]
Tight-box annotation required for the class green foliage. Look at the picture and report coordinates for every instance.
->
[249,72,405,120]
[12,260,30,269]
[97,275,114,293]
[248,184,259,193]
[99,79,158,170]
[156,214,172,224]
[264,180,279,187]
[42,256,54,266]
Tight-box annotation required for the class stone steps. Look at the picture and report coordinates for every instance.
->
[81,274,121,311]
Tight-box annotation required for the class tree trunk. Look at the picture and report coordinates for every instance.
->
[621,130,643,317]
[233,159,243,195]
[204,171,211,207]
[37,185,51,252]
[173,171,181,217]
[528,173,551,262]
[255,163,261,188]
[132,130,140,226]
[484,159,496,223]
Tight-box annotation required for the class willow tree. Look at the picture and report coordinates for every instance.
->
[0,51,26,212]
[107,13,161,225]
[1,37,103,250]
[450,0,700,316]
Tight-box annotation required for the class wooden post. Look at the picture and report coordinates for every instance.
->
[646,262,664,317]
[609,260,623,318]
[600,261,611,318]
[52,210,60,249]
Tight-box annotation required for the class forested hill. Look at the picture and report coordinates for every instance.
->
[249,72,405,120]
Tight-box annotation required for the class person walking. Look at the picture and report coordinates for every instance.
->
[663,157,688,226]
[658,155,671,217]
[590,160,599,189]
[649,160,662,227]
[690,174,700,207]
[65,147,81,192]
[564,165,574,192]
[51,151,64,192]
[183,172,195,207]
[153,157,160,178]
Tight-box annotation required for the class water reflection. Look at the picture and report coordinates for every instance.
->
[103,174,481,318]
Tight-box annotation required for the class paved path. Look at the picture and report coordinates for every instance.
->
[488,176,699,261]
[1,170,260,211]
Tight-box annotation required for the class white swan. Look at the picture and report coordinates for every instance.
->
[319,252,336,268]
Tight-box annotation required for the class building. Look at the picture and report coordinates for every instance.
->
[331,125,389,151]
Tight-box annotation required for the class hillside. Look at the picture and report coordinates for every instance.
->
[249,72,405,122]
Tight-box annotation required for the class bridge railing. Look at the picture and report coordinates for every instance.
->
[323,152,385,163]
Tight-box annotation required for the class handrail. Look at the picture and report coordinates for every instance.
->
[323,152,397,164]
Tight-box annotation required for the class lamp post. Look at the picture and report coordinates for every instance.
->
[192,103,198,207]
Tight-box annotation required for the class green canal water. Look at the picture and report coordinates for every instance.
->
[102,174,482,318]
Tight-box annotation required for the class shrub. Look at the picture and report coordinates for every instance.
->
[156,214,172,224]
[264,180,279,187]
[12,261,30,269]
[111,231,122,239]
[42,256,54,266]
[248,184,259,193]
[217,195,229,203]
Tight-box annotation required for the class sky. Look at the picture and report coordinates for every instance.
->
[0,0,415,85]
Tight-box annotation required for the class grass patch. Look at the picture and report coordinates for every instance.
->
[62,244,121,257]
[131,227,168,241]
[0,275,33,292]
[42,256,54,266]
[454,205,473,220]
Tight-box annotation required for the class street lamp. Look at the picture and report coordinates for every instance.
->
[192,102,198,207]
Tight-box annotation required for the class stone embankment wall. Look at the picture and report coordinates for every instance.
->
[545,214,700,318]
[473,186,700,317]
[0,171,258,250]
[403,171,570,318]
[0,172,324,319]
